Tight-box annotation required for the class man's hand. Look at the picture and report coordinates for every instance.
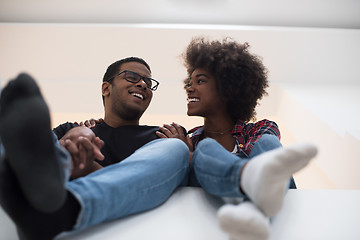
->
[59,126,104,179]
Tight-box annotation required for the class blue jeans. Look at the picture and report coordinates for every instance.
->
[189,134,293,198]
[0,136,188,232]
[66,138,189,231]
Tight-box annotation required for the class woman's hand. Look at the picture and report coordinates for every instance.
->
[156,122,194,152]
[75,118,104,129]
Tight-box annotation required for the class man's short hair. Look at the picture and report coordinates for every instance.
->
[103,57,151,82]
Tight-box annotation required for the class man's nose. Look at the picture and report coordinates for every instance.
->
[136,79,147,90]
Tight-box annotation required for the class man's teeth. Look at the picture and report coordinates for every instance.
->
[188,98,199,103]
[132,93,144,100]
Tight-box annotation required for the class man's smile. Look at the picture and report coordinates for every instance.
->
[131,92,144,100]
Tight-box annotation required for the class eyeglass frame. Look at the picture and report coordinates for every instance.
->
[106,70,159,91]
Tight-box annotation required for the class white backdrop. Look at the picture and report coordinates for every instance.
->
[1,23,360,188]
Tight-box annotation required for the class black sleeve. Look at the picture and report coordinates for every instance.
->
[52,122,79,139]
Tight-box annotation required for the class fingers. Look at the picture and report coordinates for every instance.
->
[77,118,104,129]
[74,120,93,128]
[61,126,96,144]
[63,139,84,172]
[92,137,105,161]
[158,122,185,139]
[78,137,96,164]
[88,118,98,128]
[161,123,177,136]
[77,136,104,162]
[84,120,93,128]
[172,122,184,135]
[94,137,104,149]
[96,118,104,124]
[59,139,65,147]
[63,135,105,176]
[156,122,194,151]
[78,136,95,153]
[155,131,167,138]
[77,140,86,170]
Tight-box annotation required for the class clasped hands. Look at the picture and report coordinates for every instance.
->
[60,126,104,179]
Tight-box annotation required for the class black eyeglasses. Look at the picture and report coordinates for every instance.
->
[106,70,159,91]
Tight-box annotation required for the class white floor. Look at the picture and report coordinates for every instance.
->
[1,187,360,240]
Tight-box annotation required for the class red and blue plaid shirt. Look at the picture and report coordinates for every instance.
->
[188,119,281,158]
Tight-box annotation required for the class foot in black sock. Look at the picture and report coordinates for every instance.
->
[0,157,79,240]
[0,73,66,212]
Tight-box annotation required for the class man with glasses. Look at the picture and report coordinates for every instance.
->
[0,57,189,239]
[53,57,165,178]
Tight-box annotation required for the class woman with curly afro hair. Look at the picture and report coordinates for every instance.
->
[158,37,317,240]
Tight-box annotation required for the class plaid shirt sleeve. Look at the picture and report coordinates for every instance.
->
[237,119,281,157]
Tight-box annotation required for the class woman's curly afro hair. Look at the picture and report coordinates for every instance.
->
[183,37,269,122]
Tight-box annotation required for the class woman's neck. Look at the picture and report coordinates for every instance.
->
[203,116,235,152]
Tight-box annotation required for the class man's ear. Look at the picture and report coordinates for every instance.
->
[102,82,111,98]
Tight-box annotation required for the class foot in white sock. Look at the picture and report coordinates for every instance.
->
[218,202,270,240]
[241,143,318,217]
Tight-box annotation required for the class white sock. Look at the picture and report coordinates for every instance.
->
[241,143,318,217]
[218,202,270,240]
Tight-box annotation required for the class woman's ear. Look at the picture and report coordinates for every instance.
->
[102,82,111,98]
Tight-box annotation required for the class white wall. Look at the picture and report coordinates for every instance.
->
[1,23,359,188]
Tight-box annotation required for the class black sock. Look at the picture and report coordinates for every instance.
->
[0,158,80,240]
[0,73,66,212]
